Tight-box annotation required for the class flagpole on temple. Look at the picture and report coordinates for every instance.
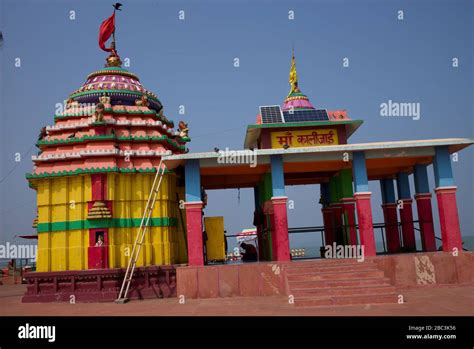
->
[98,3,123,67]
[111,3,122,56]
[111,12,116,53]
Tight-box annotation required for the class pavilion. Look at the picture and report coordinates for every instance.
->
[163,51,474,266]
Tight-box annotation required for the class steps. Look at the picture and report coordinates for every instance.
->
[285,259,398,307]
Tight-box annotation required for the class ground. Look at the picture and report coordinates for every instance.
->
[0,282,473,316]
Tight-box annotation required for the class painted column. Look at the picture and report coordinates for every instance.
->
[329,177,342,245]
[396,172,416,251]
[254,186,265,260]
[433,146,462,252]
[321,208,335,245]
[261,173,273,260]
[338,169,357,246]
[184,159,204,266]
[341,198,357,245]
[332,204,344,244]
[270,155,290,262]
[414,164,436,251]
[380,179,400,253]
[352,151,376,256]
[320,183,335,246]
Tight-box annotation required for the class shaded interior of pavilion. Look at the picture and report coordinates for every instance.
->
[163,139,472,265]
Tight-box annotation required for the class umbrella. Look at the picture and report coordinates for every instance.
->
[236,228,257,243]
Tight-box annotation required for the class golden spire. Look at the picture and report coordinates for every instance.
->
[289,47,299,94]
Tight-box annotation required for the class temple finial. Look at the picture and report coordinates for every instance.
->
[289,46,299,95]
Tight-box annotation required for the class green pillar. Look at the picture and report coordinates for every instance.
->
[339,169,354,245]
[329,170,354,245]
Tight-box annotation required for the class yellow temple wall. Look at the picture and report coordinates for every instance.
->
[36,176,91,272]
[106,172,181,268]
[34,172,186,272]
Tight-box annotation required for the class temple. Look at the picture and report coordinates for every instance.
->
[23,15,474,305]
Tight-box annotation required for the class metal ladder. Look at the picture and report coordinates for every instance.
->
[115,159,167,303]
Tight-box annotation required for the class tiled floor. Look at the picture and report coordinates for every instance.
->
[1,283,473,316]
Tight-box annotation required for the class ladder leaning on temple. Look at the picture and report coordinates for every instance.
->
[115,159,167,304]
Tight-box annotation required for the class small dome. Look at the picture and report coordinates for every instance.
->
[282,91,315,111]
[68,66,163,112]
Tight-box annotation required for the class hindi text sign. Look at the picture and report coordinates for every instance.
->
[271,129,339,149]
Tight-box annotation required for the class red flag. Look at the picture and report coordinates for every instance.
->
[98,13,115,52]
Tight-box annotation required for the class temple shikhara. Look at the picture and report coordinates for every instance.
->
[28,58,190,273]
[22,9,474,305]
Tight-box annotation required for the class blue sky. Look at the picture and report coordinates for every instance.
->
[0,0,472,252]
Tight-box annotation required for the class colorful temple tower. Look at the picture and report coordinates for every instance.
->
[27,49,190,273]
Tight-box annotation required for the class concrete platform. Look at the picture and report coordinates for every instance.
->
[1,283,473,316]
[177,252,474,303]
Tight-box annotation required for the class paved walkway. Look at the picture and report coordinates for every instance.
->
[1,283,473,316]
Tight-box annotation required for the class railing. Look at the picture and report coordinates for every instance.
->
[412,225,469,252]
[288,220,469,258]
[287,221,415,256]
[225,221,469,262]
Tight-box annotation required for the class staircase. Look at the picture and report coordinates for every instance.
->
[285,259,398,307]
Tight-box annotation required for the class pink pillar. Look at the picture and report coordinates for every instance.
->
[435,187,462,252]
[354,192,376,256]
[184,201,204,266]
[381,203,400,253]
[321,207,335,246]
[255,210,265,259]
[414,193,437,251]
[399,199,416,251]
[341,199,357,245]
[271,197,290,262]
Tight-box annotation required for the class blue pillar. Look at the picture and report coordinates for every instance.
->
[380,179,396,204]
[269,155,290,261]
[352,151,369,193]
[433,146,454,187]
[396,172,411,199]
[184,159,204,266]
[396,172,416,251]
[380,178,400,252]
[432,145,461,252]
[253,186,260,208]
[414,165,430,194]
[320,182,331,208]
[270,155,285,197]
[351,151,376,256]
[185,159,201,202]
[413,164,436,251]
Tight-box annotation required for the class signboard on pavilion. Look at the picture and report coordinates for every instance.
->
[271,129,339,149]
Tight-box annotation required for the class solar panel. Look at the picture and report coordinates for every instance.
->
[260,105,284,124]
[283,109,329,123]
